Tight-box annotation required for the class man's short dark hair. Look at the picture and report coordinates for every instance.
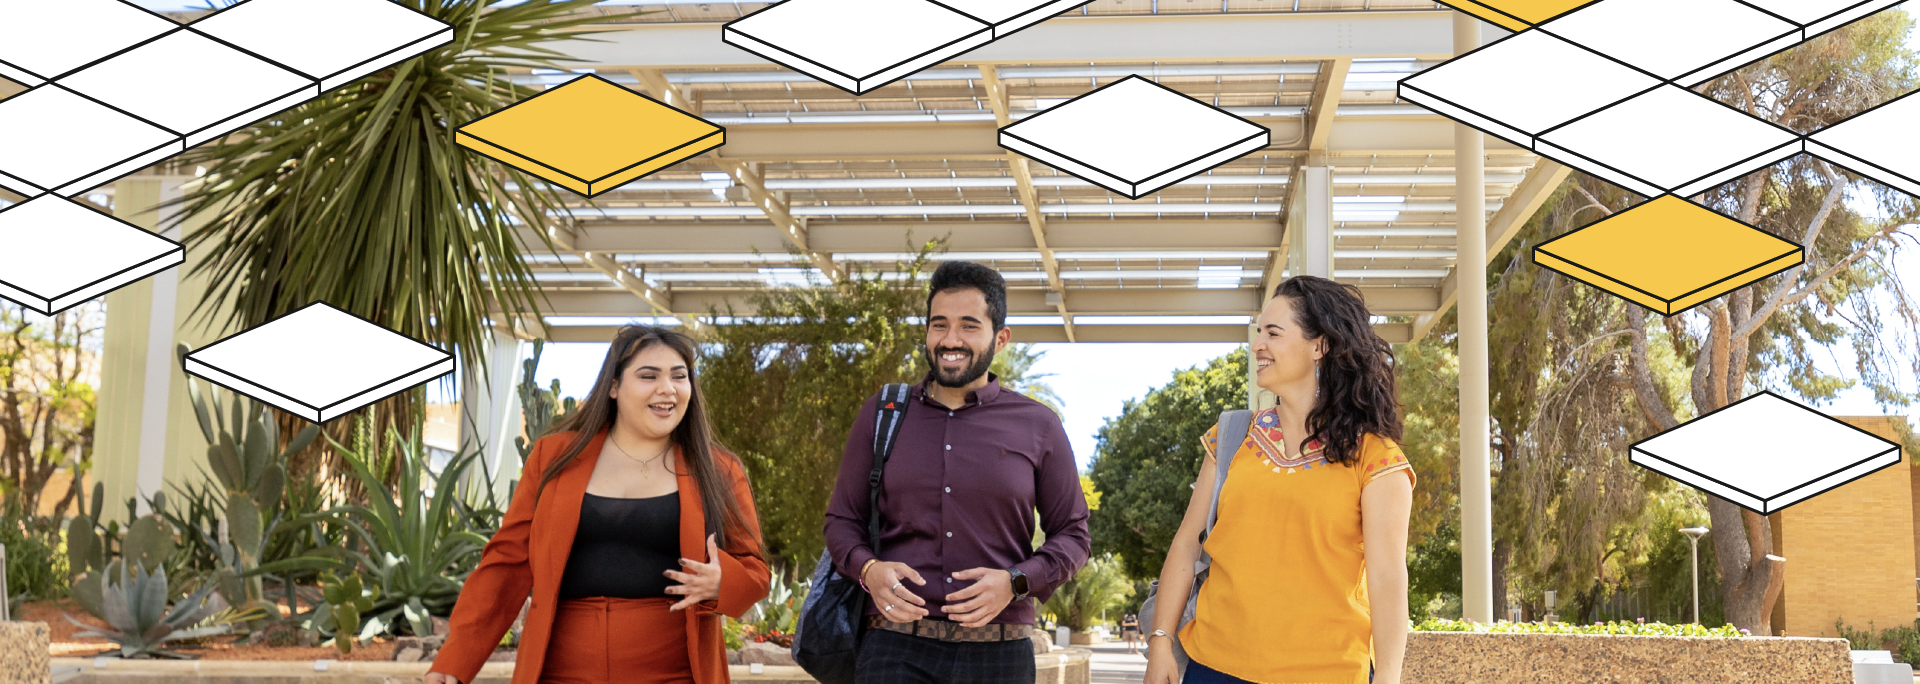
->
[926,260,1008,331]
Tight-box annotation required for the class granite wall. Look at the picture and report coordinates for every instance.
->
[2,621,51,684]
[1403,631,1852,683]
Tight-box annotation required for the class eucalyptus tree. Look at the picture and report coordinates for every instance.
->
[1494,13,1920,633]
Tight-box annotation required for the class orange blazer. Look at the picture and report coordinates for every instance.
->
[432,430,772,684]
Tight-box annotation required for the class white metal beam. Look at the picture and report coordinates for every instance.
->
[723,161,844,280]
[549,11,1460,68]
[539,321,1415,344]
[980,64,1074,342]
[537,219,1288,254]
[536,219,696,330]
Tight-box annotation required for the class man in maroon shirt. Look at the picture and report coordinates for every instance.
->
[824,260,1092,684]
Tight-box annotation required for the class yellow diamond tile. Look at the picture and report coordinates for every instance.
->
[1436,0,1595,29]
[456,74,724,197]
[1532,195,1803,316]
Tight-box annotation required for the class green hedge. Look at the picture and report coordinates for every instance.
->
[1413,618,1747,637]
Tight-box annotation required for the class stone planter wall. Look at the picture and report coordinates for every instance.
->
[48,647,1092,684]
[3,622,51,684]
[1403,631,1852,684]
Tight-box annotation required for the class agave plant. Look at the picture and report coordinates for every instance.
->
[66,562,231,659]
[263,420,488,639]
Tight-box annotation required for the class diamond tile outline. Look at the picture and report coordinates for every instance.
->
[1735,0,1906,40]
[0,83,185,198]
[1431,0,1605,30]
[1530,195,1804,316]
[455,74,726,198]
[1532,84,1804,198]
[1535,0,1801,87]
[1396,29,1662,152]
[0,195,184,316]
[188,0,455,93]
[1804,86,1920,199]
[939,0,1096,38]
[0,0,178,86]
[181,302,455,424]
[722,0,994,96]
[996,75,1271,200]
[1628,390,1903,515]
[57,30,320,148]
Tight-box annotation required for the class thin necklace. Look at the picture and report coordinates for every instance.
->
[608,435,670,470]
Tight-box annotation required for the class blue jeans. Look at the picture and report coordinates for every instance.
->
[1185,659,1373,684]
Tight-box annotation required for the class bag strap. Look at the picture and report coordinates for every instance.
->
[866,383,913,553]
[1202,409,1253,540]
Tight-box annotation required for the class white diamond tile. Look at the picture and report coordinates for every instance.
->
[0,195,182,315]
[182,303,455,423]
[0,0,177,85]
[60,31,317,147]
[1630,391,1902,514]
[1535,85,1800,197]
[0,85,182,197]
[1541,0,1800,85]
[1737,0,1903,38]
[1397,30,1660,149]
[723,0,992,95]
[1806,89,1920,199]
[998,76,1270,199]
[190,0,454,92]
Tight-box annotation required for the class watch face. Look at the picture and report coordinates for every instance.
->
[1011,571,1029,595]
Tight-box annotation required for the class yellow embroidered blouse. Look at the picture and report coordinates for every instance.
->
[1177,407,1415,684]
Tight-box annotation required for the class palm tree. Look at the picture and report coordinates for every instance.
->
[992,343,1065,416]
[166,0,618,441]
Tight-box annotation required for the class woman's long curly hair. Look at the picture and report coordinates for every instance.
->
[1273,276,1403,467]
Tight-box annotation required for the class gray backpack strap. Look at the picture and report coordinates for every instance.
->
[1202,409,1253,538]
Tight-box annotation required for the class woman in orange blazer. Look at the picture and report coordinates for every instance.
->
[427,325,772,684]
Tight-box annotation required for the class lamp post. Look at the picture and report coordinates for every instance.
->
[1680,527,1711,624]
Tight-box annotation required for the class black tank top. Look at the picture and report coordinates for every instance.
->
[557,491,681,600]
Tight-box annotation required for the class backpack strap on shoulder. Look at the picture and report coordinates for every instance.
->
[1203,409,1254,537]
[867,383,913,550]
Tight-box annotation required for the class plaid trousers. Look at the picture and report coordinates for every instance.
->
[854,628,1037,684]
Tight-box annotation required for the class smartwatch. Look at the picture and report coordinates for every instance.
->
[1006,567,1030,601]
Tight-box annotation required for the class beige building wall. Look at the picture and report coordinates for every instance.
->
[1772,416,1916,638]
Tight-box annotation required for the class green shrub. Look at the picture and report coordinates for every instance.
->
[1836,617,1920,664]
[1412,617,1745,637]
[0,493,69,610]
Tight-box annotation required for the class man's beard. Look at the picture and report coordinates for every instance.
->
[926,342,993,388]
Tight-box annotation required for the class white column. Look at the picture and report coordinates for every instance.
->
[1295,165,1334,278]
[459,328,526,498]
[1454,12,1495,624]
[129,181,184,516]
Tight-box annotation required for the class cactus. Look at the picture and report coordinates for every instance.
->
[513,340,576,469]
[319,572,378,655]
[65,561,232,658]
[71,491,175,620]
[179,343,320,620]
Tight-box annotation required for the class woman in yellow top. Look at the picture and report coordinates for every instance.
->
[1145,275,1415,684]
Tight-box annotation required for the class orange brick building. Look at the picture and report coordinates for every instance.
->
[1767,416,1917,637]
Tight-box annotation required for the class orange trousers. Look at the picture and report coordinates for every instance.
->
[540,597,694,684]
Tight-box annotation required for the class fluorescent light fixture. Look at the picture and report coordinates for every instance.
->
[1006,316,1066,325]
[1335,195,1407,203]
[1333,269,1451,278]
[544,316,683,327]
[1196,265,1244,289]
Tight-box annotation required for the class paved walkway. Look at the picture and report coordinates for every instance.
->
[1086,639,1148,684]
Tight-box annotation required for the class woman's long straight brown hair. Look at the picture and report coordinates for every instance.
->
[531,325,754,549]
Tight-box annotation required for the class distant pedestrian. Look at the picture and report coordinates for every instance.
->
[1144,276,1415,684]
[1121,613,1141,654]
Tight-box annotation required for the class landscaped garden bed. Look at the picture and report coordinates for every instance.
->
[1403,619,1852,684]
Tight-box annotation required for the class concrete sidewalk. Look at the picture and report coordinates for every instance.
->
[1087,640,1148,684]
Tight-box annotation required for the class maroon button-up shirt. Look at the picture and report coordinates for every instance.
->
[824,373,1092,626]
